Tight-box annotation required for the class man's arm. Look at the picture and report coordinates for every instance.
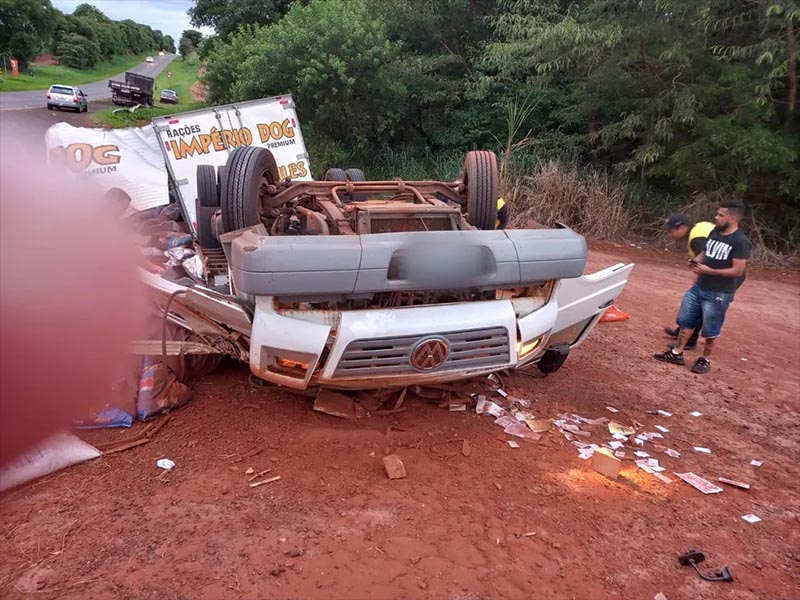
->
[689,236,706,257]
[497,204,509,230]
[693,258,747,277]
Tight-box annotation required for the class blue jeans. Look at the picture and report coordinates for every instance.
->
[676,285,734,339]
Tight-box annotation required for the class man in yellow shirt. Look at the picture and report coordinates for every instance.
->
[496,197,508,229]
[663,214,715,349]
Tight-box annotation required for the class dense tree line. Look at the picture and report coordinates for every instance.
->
[0,1,173,70]
[198,0,799,243]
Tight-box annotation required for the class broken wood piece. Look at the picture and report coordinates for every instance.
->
[383,454,407,479]
[461,440,472,457]
[249,476,281,488]
[718,477,750,490]
[248,468,272,482]
[99,438,150,455]
[393,388,408,411]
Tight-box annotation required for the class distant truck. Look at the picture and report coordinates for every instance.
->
[109,72,155,107]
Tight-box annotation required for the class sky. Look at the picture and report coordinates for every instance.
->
[52,0,214,46]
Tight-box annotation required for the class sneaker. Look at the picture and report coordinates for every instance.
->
[653,349,686,365]
[664,326,679,339]
[692,357,711,374]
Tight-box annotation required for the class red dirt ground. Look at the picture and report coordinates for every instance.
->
[1,243,799,600]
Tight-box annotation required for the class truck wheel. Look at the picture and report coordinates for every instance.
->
[197,165,219,207]
[221,146,279,233]
[345,168,367,201]
[217,165,228,206]
[324,168,346,181]
[462,151,499,230]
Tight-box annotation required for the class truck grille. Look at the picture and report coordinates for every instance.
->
[332,327,510,378]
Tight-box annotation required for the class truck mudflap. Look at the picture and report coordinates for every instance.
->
[549,262,635,349]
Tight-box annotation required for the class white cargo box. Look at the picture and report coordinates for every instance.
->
[152,95,311,234]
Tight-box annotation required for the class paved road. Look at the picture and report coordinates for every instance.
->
[0,53,176,111]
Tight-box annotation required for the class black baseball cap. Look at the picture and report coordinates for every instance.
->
[664,214,693,230]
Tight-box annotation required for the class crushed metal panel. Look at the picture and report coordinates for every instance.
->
[182,288,252,335]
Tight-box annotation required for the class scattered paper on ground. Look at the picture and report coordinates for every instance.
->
[694,447,712,454]
[741,514,762,524]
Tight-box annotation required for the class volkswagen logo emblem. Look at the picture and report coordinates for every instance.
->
[410,337,450,371]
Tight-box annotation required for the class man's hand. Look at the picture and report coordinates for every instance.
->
[691,262,713,275]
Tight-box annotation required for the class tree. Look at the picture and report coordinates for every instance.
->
[72,3,110,23]
[484,0,800,206]
[178,35,195,59]
[189,0,293,38]
[55,32,101,69]
[368,0,500,151]
[163,34,176,54]
[205,0,405,156]
[182,29,204,48]
[0,0,59,67]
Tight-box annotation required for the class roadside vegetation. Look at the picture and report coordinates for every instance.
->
[91,54,202,128]
[196,0,799,262]
[0,53,149,92]
[0,1,173,81]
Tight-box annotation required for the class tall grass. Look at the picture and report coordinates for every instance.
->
[505,160,632,240]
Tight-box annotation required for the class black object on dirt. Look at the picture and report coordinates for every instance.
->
[678,549,734,583]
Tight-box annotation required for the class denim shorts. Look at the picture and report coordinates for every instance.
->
[676,285,734,339]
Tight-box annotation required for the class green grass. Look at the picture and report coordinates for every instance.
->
[91,54,202,129]
[0,53,151,91]
[153,54,202,111]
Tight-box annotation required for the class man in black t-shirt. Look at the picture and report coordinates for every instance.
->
[654,200,751,374]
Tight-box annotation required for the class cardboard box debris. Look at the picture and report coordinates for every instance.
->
[525,418,551,433]
[608,422,635,436]
[591,448,621,479]
[314,389,357,420]
[675,472,723,494]
[383,454,407,479]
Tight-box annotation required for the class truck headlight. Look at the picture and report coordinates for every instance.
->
[517,336,542,359]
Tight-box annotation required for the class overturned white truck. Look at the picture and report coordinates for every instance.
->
[145,145,633,391]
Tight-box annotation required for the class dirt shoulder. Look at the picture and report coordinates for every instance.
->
[1,245,798,599]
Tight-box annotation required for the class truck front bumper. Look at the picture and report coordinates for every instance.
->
[249,295,558,390]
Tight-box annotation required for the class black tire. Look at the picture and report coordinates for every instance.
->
[47,104,53,110]
[324,168,346,181]
[197,207,221,249]
[221,146,279,233]
[217,165,228,209]
[197,164,219,207]
[462,151,499,230]
[345,168,367,201]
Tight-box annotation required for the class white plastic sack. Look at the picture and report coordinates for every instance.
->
[0,432,100,492]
